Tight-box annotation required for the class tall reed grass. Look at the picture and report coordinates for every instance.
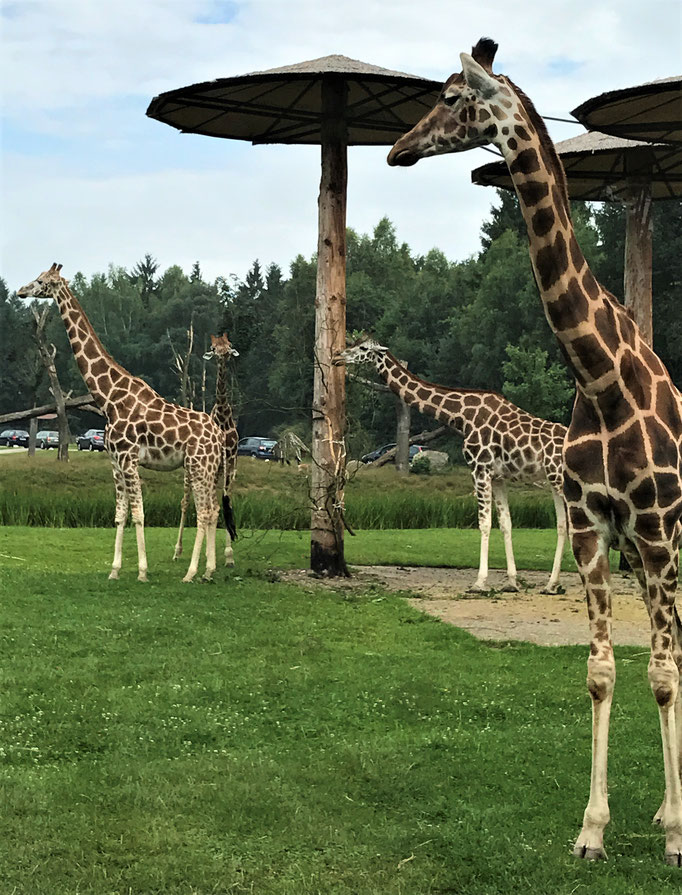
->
[0,489,557,530]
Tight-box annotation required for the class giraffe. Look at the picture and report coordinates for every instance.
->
[18,264,232,584]
[335,335,568,593]
[387,38,682,866]
[173,333,239,566]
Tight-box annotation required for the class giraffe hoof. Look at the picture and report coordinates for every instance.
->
[572,844,607,861]
[137,573,148,583]
[200,576,215,584]
[664,852,682,867]
[467,583,488,594]
[501,582,519,593]
[108,570,120,581]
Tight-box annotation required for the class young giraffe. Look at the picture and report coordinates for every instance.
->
[173,333,239,565]
[18,264,230,584]
[388,38,682,865]
[336,335,567,593]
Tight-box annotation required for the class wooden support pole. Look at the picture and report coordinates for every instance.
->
[310,76,349,577]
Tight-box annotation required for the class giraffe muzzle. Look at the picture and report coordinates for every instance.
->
[387,146,420,167]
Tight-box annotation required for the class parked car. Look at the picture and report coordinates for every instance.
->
[237,436,277,460]
[0,428,30,447]
[76,429,106,451]
[36,430,60,449]
[361,442,425,464]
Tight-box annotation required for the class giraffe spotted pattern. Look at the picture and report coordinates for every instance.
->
[18,264,232,584]
[388,37,682,866]
[336,336,568,594]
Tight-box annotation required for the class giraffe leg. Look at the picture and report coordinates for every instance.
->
[183,471,215,583]
[469,471,492,592]
[572,530,614,861]
[203,511,219,582]
[109,462,128,581]
[223,457,237,567]
[635,540,682,864]
[618,543,671,826]
[543,490,567,594]
[173,469,191,560]
[120,460,148,583]
[492,480,518,592]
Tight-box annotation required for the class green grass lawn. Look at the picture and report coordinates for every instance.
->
[0,526,677,894]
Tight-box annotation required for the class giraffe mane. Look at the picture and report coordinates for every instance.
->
[386,352,507,400]
[503,77,571,213]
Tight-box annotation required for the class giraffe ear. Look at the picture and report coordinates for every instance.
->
[460,53,499,99]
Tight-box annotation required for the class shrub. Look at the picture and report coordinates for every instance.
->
[410,455,431,476]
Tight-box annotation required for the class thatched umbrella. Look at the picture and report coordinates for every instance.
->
[472,131,682,345]
[147,55,441,576]
[572,76,682,144]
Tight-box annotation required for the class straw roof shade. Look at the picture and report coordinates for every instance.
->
[572,76,682,144]
[471,131,682,345]
[471,131,682,201]
[146,54,441,145]
[147,55,441,578]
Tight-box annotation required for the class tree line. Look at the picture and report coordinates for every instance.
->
[1,193,680,458]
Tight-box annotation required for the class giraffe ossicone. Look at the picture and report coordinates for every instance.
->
[336,335,568,594]
[17,264,233,584]
[388,38,682,866]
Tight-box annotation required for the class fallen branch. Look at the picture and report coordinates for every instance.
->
[0,393,102,424]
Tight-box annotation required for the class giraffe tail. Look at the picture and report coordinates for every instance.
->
[222,493,237,541]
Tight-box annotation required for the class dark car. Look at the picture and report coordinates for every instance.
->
[77,429,106,451]
[237,436,277,460]
[361,443,424,463]
[0,428,30,447]
[36,430,60,449]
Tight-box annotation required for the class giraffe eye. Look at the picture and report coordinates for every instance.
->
[443,94,458,107]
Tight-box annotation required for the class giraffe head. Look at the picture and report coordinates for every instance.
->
[388,38,539,167]
[203,333,239,361]
[333,334,388,367]
[17,263,66,299]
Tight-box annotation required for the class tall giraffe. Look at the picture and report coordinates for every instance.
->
[18,264,231,584]
[388,39,682,866]
[173,333,239,566]
[336,335,567,593]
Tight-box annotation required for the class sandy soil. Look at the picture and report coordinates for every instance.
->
[284,565,650,647]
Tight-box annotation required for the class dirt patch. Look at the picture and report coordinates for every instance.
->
[282,565,650,647]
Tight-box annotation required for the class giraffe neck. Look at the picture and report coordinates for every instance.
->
[497,105,622,390]
[376,352,481,436]
[54,281,130,406]
[212,354,235,431]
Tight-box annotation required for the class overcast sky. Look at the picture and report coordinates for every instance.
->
[3,0,680,290]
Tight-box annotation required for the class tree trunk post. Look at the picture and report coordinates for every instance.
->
[28,415,38,457]
[33,307,71,462]
[623,174,653,347]
[310,76,349,577]
[394,395,411,474]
